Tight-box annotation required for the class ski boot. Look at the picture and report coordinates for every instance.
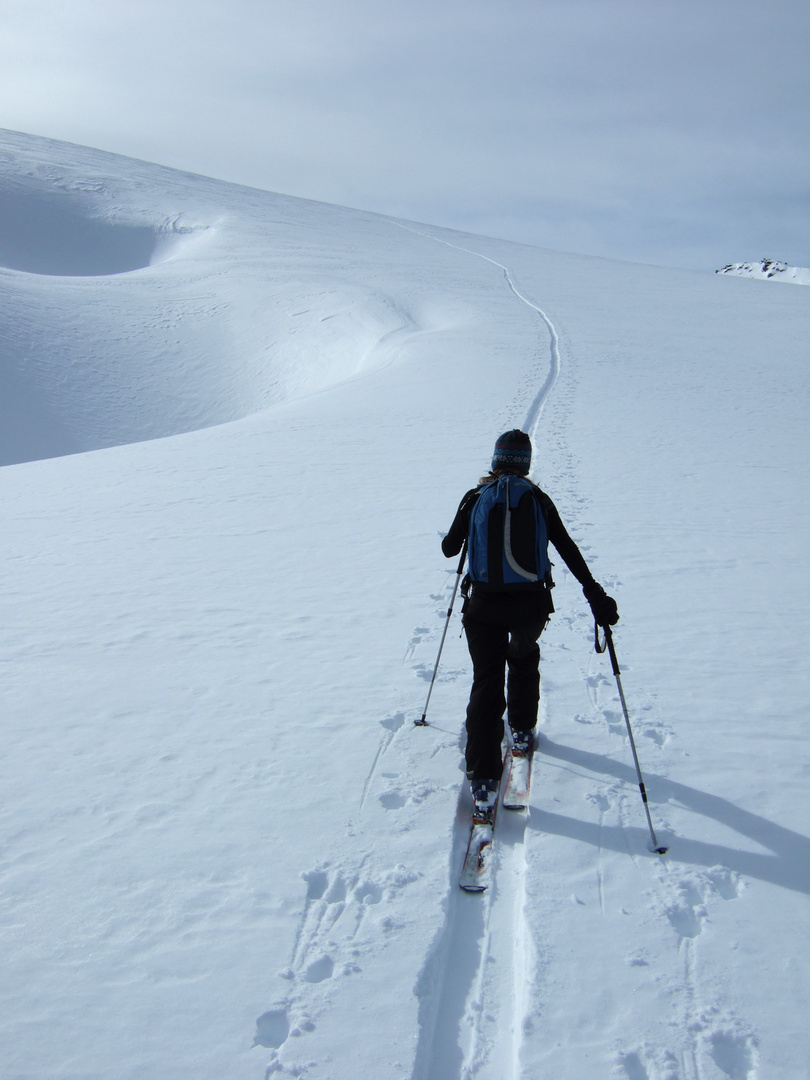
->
[510,728,535,759]
[471,778,499,823]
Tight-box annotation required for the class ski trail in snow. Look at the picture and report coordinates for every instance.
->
[408,777,537,1077]
[395,221,561,1080]
[411,796,531,1080]
[474,809,535,1080]
[411,795,491,1080]
[391,221,561,440]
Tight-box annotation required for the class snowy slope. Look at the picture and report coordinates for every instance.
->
[1,130,809,1080]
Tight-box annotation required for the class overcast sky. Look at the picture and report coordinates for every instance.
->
[2,0,809,271]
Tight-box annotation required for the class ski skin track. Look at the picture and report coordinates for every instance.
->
[400,221,560,1080]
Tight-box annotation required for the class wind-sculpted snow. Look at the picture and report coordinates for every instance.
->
[0,135,421,465]
[0,186,158,276]
[2,129,810,1080]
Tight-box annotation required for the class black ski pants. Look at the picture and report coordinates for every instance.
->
[462,590,550,781]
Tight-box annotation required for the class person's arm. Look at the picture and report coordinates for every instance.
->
[441,489,479,557]
[540,494,593,585]
[540,493,619,625]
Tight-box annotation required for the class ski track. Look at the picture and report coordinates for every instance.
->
[410,794,532,1080]
[251,223,761,1078]
[395,224,760,1080]
[394,225,559,1080]
[391,221,560,442]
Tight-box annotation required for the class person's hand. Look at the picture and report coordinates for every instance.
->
[583,581,619,627]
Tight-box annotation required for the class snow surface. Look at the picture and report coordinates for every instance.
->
[1,129,809,1080]
[717,259,810,286]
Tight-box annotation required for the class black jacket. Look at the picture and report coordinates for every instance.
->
[442,479,595,592]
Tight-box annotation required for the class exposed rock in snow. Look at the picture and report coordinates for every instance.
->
[717,258,810,284]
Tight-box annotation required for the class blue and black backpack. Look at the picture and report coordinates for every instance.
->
[467,475,551,590]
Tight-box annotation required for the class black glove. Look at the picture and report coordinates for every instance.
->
[583,581,619,627]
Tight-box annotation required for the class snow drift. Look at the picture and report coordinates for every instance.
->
[0,132,422,466]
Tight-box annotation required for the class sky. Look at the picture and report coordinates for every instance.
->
[1,0,809,272]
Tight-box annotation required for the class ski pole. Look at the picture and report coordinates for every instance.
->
[595,624,668,854]
[415,539,468,727]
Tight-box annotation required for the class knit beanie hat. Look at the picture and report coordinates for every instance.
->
[491,429,532,475]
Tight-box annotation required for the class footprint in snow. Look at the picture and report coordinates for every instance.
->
[604,709,626,737]
[642,726,668,747]
[659,866,743,940]
[379,712,405,734]
[412,662,433,683]
[615,1046,679,1080]
[665,881,707,939]
[258,860,422,1069]
[706,865,742,900]
[404,626,432,661]
[303,954,334,983]
[709,1028,759,1079]
[379,777,440,815]
[379,791,408,810]
[253,1008,289,1049]
[301,869,329,901]
[619,1050,650,1080]
[586,672,611,689]
[292,863,419,978]
[573,711,596,725]
[412,661,465,684]
[587,791,612,815]
[353,879,382,905]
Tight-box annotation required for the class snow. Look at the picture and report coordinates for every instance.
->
[1,128,809,1080]
[717,258,810,285]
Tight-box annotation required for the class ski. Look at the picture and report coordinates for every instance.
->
[502,747,532,810]
[459,812,496,892]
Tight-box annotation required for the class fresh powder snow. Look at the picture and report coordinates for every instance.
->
[1,129,809,1080]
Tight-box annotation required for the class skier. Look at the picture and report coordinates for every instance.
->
[442,429,618,817]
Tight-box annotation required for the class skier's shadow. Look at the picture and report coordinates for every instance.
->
[532,738,810,896]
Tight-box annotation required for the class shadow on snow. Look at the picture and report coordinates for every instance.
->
[536,738,810,896]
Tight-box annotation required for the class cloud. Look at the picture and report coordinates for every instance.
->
[1,0,810,270]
